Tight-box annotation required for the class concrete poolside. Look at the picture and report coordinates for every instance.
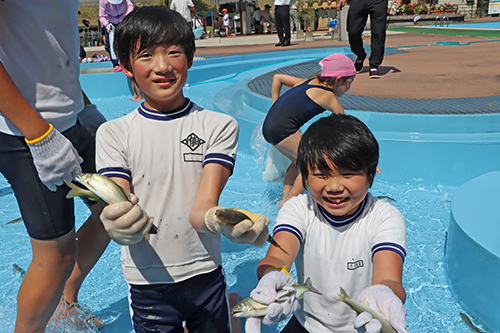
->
[84,17,500,101]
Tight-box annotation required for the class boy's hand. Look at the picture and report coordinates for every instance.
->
[77,104,106,137]
[204,206,270,245]
[26,124,83,191]
[354,285,409,333]
[100,194,154,245]
[245,268,299,331]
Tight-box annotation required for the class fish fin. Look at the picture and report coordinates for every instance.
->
[330,287,348,301]
[304,277,322,296]
[64,180,82,199]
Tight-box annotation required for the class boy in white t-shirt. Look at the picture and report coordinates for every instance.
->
[95,7,269,332]
[245,114,409,332]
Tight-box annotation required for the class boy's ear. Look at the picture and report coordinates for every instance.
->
[120,60,134,79]
[187,53,194,69]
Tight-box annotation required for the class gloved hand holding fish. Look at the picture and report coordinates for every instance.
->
[204,207,270,246]
[27,124,83,192]
[205,207,289,254]
[331,285,409,333]
[100,194,154,245]
[65,173,157,245]
[236,268,321,333]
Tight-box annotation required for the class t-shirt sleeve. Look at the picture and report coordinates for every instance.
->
[273,195,310,245]
[370,200,407,261]
[203,111,239,172]
[95,117,132,182]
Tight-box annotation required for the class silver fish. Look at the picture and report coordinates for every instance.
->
[232,277,322,318]
[65,173,158,234]
[215,208,289,255]
[13,263,25,278]
[331,287,398,333]
[460,313,484,333]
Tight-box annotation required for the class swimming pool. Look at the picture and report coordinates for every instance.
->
[0,46,498,332]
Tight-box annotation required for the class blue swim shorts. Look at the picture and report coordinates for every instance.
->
[129,266,231,333]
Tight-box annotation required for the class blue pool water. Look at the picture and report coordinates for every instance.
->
[0,47,498,332]
[447,21,500,29]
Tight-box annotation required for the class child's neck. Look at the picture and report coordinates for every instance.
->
[144,96,187,114]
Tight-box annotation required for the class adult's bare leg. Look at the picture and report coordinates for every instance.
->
[62,203,109,304]
[15,230,78,333]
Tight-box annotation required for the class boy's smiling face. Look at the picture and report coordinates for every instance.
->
[306,156,369,219]
[122,42,193,112]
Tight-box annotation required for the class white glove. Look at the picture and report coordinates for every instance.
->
[204,207,269,245]
[354,285,409,333]
[100,194,154,245]
[26,124,83,191]
[77,104,106,137]
[245,268,299,332]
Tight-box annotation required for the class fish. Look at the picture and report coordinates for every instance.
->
[13,264,25,278]
[6,217,23,225]
[232,277,322,318]
[460,313,484,333]
[377,195,396,202]
[215,208,289,255]
[65,173,158,235]
[331,287,398,333]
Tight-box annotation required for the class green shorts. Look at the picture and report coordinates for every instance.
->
[206,25,213,33]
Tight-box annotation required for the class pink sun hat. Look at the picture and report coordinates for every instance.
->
[319,53,356,77]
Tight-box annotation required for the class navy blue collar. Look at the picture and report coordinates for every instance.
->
[318,196,367,227]
[138,99,192,121]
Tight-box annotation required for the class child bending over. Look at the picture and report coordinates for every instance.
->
[262,54,355,205]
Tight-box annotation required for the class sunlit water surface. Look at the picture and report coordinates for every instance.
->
[0,65,490,332]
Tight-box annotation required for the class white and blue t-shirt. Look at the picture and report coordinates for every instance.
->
[274,192,406,332]
[96,99,238,285]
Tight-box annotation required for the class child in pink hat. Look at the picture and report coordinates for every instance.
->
[261,53,356,205]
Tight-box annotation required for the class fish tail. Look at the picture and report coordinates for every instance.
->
[303,277,322,297]
[64,180,81,199]
[267,235,290,255]
[331,287,348,301]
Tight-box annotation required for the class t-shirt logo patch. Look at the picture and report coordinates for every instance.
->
[347,259,364,270]
[181,133,205,151]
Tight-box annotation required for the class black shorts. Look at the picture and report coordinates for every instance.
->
[0,121,96,240]
[129,266,231,333]
[281,315,309,333]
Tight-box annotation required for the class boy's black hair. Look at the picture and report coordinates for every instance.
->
[113,6,196,71]
[297,114,379,188]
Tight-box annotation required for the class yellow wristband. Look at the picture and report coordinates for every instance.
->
[263,266,292,277]
[25,124,53,144]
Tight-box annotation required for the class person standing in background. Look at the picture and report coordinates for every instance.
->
[171,0,197,27]
[274,0,291,46]
[206,10,214,38]
[337,0,402,78]
[99,0,134,72]
[0,0,109,332]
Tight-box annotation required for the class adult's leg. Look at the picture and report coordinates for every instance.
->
[347,0,369,61]
[61,203,109,304]
[275,6,291,44]
[16,231,78,333]
[368,0,389,67]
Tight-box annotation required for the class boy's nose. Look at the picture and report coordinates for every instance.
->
[325,178,344,193]
[154,56,172,72]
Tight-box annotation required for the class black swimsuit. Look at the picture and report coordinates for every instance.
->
[262,78,335,145]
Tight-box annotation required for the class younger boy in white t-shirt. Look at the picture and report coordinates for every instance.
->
[245,114,409,333]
